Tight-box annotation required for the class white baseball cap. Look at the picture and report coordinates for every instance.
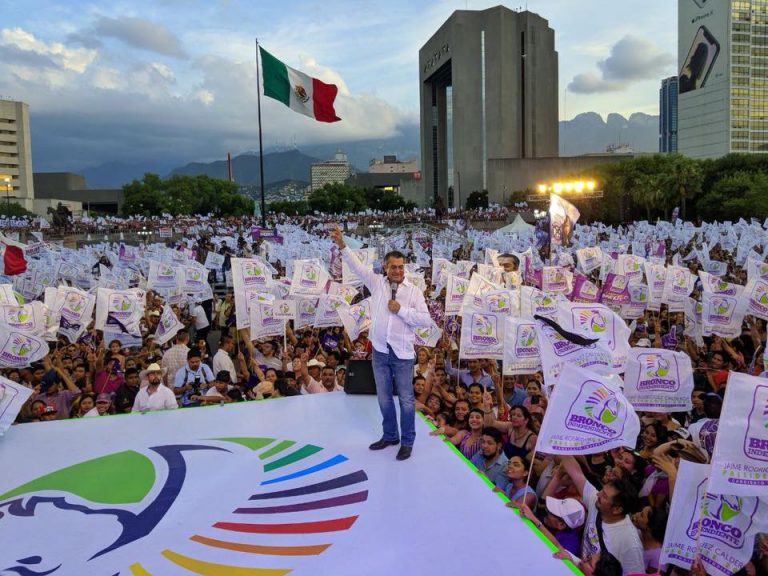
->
[545,497,585,529]
[635,338,652,348]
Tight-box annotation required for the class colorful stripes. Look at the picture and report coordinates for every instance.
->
[260,455,348,486]
[263,445,323,472]
[214,516,358,534]
[129,563,153,576]
[258,440,296,460]
[190,534,330,556]
[235,491,368,514]
[161,549,291,575]
[250,470,368,500]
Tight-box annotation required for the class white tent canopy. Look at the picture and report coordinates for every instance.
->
[494,214,535,235]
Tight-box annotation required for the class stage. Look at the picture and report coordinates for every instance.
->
[0,394,579,576]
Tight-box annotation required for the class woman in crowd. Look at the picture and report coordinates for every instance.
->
[449,408,485,461]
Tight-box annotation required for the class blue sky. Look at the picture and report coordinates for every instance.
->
[1,0,677,171]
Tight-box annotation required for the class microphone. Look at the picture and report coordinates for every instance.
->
[390,281,398,302]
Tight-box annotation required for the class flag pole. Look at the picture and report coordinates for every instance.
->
[255,39,267,228]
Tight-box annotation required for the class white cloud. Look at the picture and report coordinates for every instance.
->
[1,27,97,73]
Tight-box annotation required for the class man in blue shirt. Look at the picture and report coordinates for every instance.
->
[471,427,508,487]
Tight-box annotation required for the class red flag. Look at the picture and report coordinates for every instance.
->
[0,234,27,276]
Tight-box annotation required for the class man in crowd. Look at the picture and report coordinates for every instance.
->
[133,363,177,412]
[212,336,238,384]
[161,332,190,386]
[470,427,508,486]
[114,367,141,413]
[173,347,215,407]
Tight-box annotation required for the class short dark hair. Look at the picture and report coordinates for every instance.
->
[219,336,233,347]
[607,478,638,515]
[187,347,202,360]
[321,366,335,375]
[481,427,503,444]
[384,250,406,264]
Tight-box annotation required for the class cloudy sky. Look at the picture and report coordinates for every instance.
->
[1,0,677,172]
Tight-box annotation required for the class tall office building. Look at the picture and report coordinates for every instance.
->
[678,0,768,158]
[310,150,351,192]
[660,76,679,152]
[0,100,34,210]
[419,7,558,208]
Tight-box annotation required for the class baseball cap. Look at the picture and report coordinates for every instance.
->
[545,497,585,529]
[635,338,652,348]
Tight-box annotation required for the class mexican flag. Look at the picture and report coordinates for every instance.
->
[260,46,341,123]
[0,233,27,276]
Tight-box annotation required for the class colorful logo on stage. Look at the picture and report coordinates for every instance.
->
[566,382,626,440]
[637,352,679,392]
[471,313,498,346]
[744,385,768,463]
[0,437,369,575]
[515,325,538,357]
[686,482,756,549]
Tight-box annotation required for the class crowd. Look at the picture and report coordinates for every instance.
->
[3,210,768,576]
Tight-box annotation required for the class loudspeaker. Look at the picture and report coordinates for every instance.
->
[344,360,398,395]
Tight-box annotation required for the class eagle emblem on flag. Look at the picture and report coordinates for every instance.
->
[294,84,309,103]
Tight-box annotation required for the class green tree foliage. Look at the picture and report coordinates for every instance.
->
[307,183,367,214]
[122,173,254,217]
[465,190,489,210]
[697,171,768,221]
[268,200,310,215]
[0,202,36,218]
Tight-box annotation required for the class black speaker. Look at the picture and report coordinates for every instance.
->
[344,360,398,395]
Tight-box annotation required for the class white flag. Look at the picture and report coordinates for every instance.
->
[94,288,145,337]
[295,298,319,330]
[535,365,639,454]
[662,265,696,309]
[232,257,273,329]
[519,286,558,320]
[576,246,602,274]
[534,318,615,385]
[556,301,631,372]
[743,277,768,321]
[541,266,569,293]
[644,262,667,312]
[623,348,694,412]
[701,291,747,339]
[444,274,469,316]
[290,259,329,297]
[459,304,505,360]
[709,372,768,496]
[338,298,372,341]
[0,302,47,336]
[504,317,541,375]
[661,461,768,576]
[616,254,646,284]
[342,248,376,286]
[414,321,442,348]
[0,375,33,435]
[549,193,579,247]
[250,301,286,340]
[54,286,96,342]
[154,304,185,346]
[180,264,208,294]
[0,322,49,368]
[312,295,346,328]
[147,261,179,290]
[203,251,225,270]
[272,299,297,323]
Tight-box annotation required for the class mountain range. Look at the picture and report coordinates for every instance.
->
[77,112,660,188]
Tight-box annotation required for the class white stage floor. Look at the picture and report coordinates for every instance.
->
[0,394,578,576]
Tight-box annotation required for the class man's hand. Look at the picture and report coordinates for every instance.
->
[328,226,345,250]
[388,300,400,314]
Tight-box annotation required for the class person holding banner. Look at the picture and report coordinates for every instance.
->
[331,225,431,461]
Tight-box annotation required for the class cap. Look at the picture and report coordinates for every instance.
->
[635,338,652,348]
[42,406,57,415]
[306,359,325,369]
[215,370,232,383]
[545,497,585,529]
[96,393,112,403]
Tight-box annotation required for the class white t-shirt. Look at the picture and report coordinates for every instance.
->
[581,482,645,575]
[132,384,179,412]
[213,349,238,383]
[192,304,209,330]
[205,385,233,398]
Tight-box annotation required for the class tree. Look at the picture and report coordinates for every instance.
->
[268,200,310,215]
[0,202,35,218]
[664,155,702,221]
[465,190,488,210]
[307,183,367,214]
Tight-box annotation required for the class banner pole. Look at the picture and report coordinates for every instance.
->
[254,39,267,228]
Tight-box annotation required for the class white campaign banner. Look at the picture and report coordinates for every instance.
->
[414,321,442,348]
[541,266,569,293]
[342,248,376,287]
[645,262,667,312]
[203,251,225,270]
[556,301,631,372]
[153,304,185,347]
[0,284,17,306]
[0,375,33,435]
[431,257,455,291]
[0,302,47,336]
[328,282,360,306]
[475,263,503,285]
[621,283,648,320]
[661,461,768,576]
[147,261,179,290]
[623,348,694,412]
[743,277,768,321]
[54,286,96,343]
[519,286,558,320]
[709,372,768,496]
[503,318,541,375]
[444,274,469,316]
[459,305,505,360]
[312,295,346,329]
[461,273,503,316]
[180,265,208,294]
[231,258,272,329]
[0,322,49,368]
[249,301,286,341]
[338,298,372,342]
[534,319,614,385]
[662,266,696,308]
[549,193,579,247]
[290,259,329,298]
[616,254,646,284]
[701,291,747,339]
[271,300,297,323]
[295,298,319,330]
[94,288,145,337]
[535,365,639,454]
[576,246,602,274]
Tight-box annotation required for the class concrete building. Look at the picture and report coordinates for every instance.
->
[659,76,679,153]
[33,173,123,214]
[310,150,351,192]
[368,155,418,174]
[419,6,558,208]
[678,0,768,158]
[0,100,34,212]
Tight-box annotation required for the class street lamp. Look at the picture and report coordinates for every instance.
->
[1,176,10,213]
